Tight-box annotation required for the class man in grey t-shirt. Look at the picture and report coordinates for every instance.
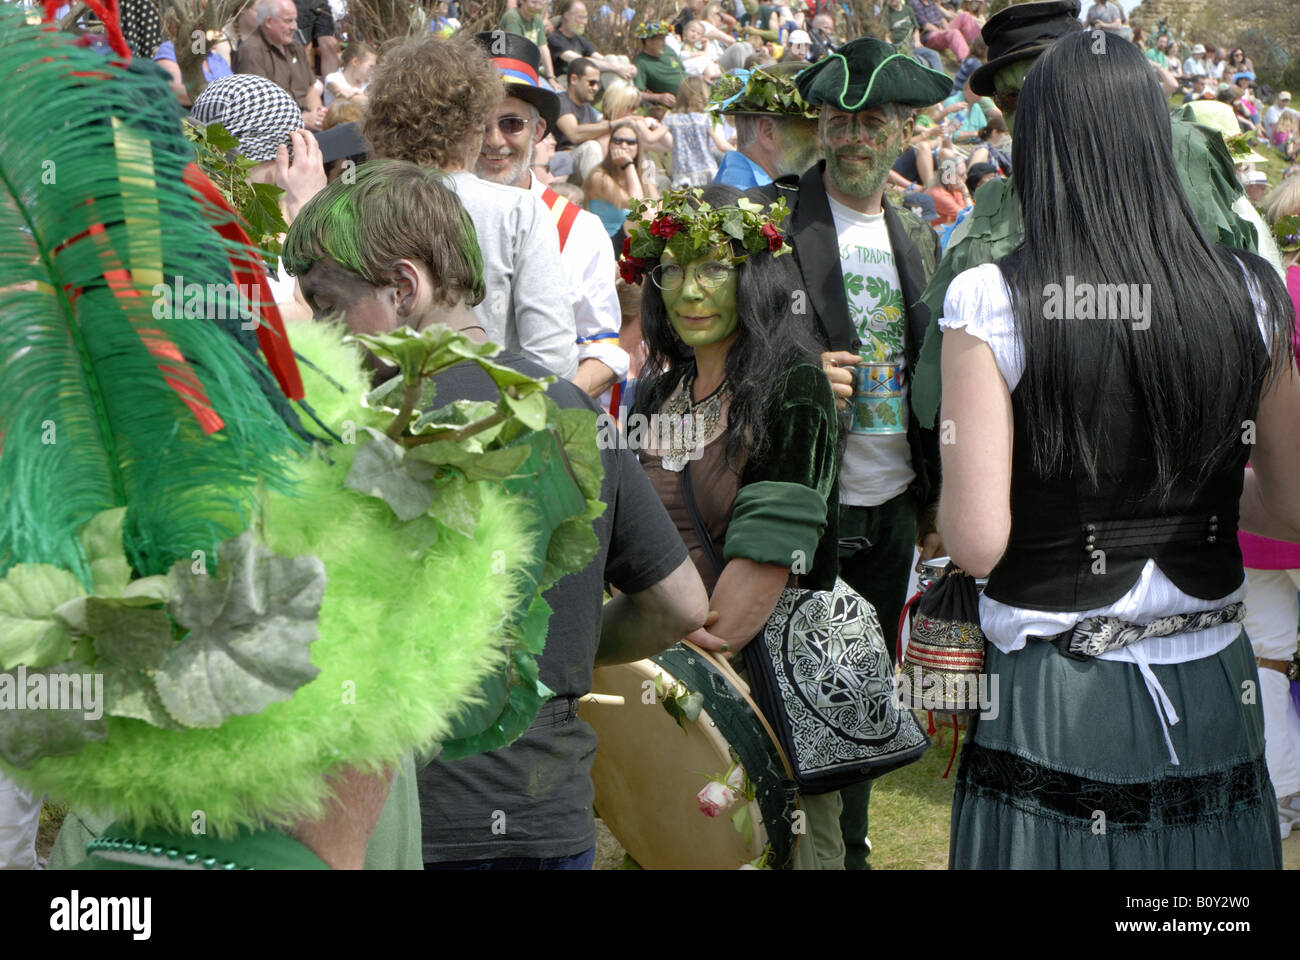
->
[418,356,708,868]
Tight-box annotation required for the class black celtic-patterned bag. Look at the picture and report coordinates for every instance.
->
[682,467,929,794]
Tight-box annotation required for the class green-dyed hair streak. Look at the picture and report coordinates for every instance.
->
[282,158,486,307]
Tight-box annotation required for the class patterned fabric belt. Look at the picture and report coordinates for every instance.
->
[1044,602,1246,662]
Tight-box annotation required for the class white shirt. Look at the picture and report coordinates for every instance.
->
[939,261,1272,662]
[827,194,915,507]
[527,174,629,381]
[447,171,579,379]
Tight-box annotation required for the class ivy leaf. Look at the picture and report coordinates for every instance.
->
[0,564,84,670]
[345,427,438,521]
[364,375,437,417]
[539,498,606,593]
[412,398,497,434]
[156,533,324,727]
[0,660,109,768]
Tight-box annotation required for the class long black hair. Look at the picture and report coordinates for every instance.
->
[1000,31,1293,498]
[632,184,823,467]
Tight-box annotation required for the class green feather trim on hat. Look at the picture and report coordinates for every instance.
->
[796,37,952,112]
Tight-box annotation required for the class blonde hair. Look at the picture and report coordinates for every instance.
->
[1276,111,1300,135]
[323,99,365,130]
[1264,174,1300,224]
[674,76,710,114]
[602,79,641,120]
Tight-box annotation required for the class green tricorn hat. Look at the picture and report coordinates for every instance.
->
[796,37,951,112]
[709,64,819,119]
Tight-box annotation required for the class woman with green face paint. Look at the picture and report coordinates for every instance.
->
[623,185,848,868]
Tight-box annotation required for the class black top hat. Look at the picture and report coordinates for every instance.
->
[969,0,1083,97]
[473,31,561,137]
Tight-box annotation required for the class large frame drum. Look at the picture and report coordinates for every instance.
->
[581,643,799,869]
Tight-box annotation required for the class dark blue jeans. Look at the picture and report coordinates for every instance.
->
[424,847,596,871]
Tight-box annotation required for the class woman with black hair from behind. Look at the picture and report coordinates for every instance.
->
[938,30,1300,869]
[624,184,845,868]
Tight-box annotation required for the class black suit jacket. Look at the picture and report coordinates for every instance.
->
[747,161,942,510]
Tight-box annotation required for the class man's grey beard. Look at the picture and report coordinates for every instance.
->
[477,136,534,188]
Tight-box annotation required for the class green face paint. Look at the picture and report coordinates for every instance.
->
[773,118,823,178]
[992,59,1034,134]
[819,106,908,199]
[660,250,739,350]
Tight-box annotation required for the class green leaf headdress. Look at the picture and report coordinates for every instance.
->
[709,66,820,121]
[618,188,792,285]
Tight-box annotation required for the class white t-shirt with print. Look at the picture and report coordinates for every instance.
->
[827,193,915,507]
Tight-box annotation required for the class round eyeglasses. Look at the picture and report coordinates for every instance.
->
[650,261,734,292]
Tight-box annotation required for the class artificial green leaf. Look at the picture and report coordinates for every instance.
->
[539,498,606,593]
[503,390,547,432]
[391,514,441,558]
[78,507,132,596]
[439,650,511,747]
[87,598,173,670]
[0,564,85,670]
[0,660,109,767]
[731,805,754,847]
[551,407,604,500]
[473,354,553,394]
[363,374,437,417]
[679,690,704,724]
[156,533,324,727]
[122,575,170,603]
[344,427,438,521]
[429,475,484,539]
[412,398,497,434]
[102,665,185,730]
[410,441,532,482]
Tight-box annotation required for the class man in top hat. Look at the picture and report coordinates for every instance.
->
[473,31,629,398]
[909,0,1277,430]
[749,36,951,870]
[711,62,822,190]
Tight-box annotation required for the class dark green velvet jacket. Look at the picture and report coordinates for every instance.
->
[722,362,841,592]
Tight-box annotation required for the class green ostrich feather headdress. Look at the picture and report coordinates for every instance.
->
[618,188,792,285]
[0,9,602,836]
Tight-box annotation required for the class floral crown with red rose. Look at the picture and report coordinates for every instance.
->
[618,189,792,285]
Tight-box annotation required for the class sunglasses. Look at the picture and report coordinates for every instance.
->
[611,136,639,145]
[490,116,530,135]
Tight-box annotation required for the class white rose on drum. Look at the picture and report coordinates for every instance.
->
[696,763,747,818]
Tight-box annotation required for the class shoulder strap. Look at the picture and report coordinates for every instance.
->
[540,186,580,252]
[682,464,725,577]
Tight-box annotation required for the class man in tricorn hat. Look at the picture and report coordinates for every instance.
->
[910,0,1275,428]
[749,36,951,870]
[710,62,822,190]
[473,31,629,398]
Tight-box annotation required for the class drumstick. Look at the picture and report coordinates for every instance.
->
[577,693,626,706]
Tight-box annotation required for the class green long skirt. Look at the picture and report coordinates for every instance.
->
[949,629,1283,869]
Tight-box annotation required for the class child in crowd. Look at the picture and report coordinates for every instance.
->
[662,76,734,186]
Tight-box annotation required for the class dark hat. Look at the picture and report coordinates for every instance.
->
[902,189,938,223]
[964,160,999,194]
[796,37,952,112]
[312,122,370,165]
[473,31,560,137]
[969,0,1083,97]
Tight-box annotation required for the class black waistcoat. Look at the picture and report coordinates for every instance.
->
[984,323,1261,612]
